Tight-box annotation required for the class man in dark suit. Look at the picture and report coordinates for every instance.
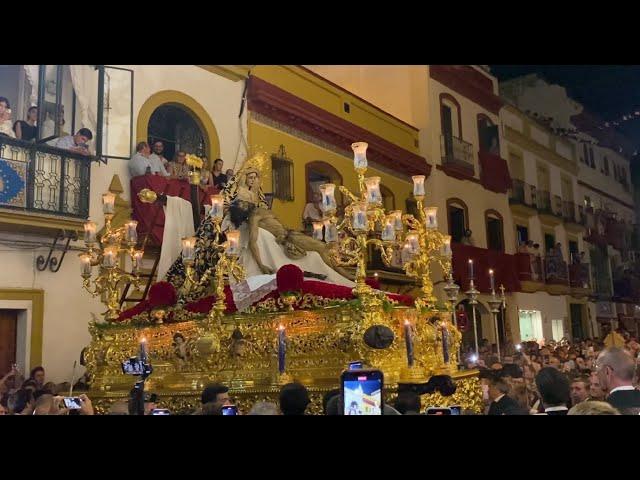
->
[487,376,526,415]
[596,347,640,414]
[535,367,570,415]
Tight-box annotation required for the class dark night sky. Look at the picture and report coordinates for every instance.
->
[490,65,640,150]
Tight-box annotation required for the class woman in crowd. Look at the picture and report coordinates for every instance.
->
[14,106,38,141]
[169,151,190,180]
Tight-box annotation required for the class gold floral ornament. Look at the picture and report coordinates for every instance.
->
[185,154,204,185]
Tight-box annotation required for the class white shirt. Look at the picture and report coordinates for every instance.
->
[302,202,323,221]
[129,153,170,178]
[544,405,569,413]
[149,153,168,167]
[51,135,79,150]
[0,120,15,138]
[609,386,636,395]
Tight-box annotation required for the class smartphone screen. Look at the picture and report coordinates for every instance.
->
[63,397,82,410]
[348,361,363,370]
[150,409,171,415]
[450,405,462,415]
[221,405,238,416]
[341,369,383,415]
[425,407,452,415]
[121,358,144,375]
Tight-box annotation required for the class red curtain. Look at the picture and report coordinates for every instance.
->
[130,175,218,245]
[479,151,512,194]
[452,243,521,293]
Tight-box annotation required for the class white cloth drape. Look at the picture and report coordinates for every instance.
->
[157,196,195,281]
[23,65,39,106]
[69,65,98,135]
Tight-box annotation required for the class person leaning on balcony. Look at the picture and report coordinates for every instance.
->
[0,97,16,138]
[168,151,190,180]
[129,141,170,178]
[51,128,93,156]
[461,229,475,246]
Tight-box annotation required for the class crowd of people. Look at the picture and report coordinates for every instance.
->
[2,330,639,414]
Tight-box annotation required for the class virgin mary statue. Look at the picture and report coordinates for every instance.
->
[166,152,353,302]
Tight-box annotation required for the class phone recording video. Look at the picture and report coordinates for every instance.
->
[425,407,452,415]
[150,408,171,415]
[221,405,238,416]
[121,357,144,375]
[63,397,82,410]
[450,405,462,415]
[341,369,383,415]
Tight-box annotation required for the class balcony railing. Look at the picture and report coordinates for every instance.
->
[562,201,578,224]
[552,194,563,217]
[440,135,474,174]
[544,256,569,285]
[536,190,553,215]
[509,179,537,208]
[517,252,592,291]
[569,262,591,289]
[0,136,91,218]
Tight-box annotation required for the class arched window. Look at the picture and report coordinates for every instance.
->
[440,93,462,140]
[485,209,504,252]
[380,184,395,211]
[447,198,469,243]
[477,113,499,155]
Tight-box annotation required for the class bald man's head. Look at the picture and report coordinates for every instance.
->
[596,347,636,391]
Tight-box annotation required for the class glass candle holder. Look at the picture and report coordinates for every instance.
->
[351,202,368,231]
[102,192,116,214]
[181,237,196,262]
[406,231,420,254]
[352,142,368,169]
[210,194,224,220]
[381,217,396,241]
[365,176,382,204]
[226,230,240,256]
[312,221,324,241]
[391,210,403,231]
[133,250,144,273]
[412,175,426,197]
[324,220,338,243]
[125,220,138,244]
[83,221,96,245]
[424,207,438,229]
[102,246,118,268]
[80,253,92,276]
[441,235,452,256]
[319,183,337,213]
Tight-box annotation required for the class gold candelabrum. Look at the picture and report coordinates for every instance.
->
[79,192,144,322]
[179,194,245,321]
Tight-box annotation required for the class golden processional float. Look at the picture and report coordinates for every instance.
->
[79,144,483,414]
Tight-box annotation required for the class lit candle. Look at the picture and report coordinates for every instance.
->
[441,235,452,257]
[424,207,438,229]
[278,324,286,374]
[401,242,413,264]
[319,183,337,213]
[323,220,338,243]
[381,217,396,242]
[468,259,474,279]
[364,176,382,204]
[181,237,196,262]
[312,221,324,241]
[124,220,138,244]
[102,246,118,268]
[80,253,92,276]
[133,250,144,273]
[83,221,96,244]
[204,204,212,217]
[210,194,224,220]
[352,202,368,231]
[226,230,240,256]
[441,321,450,364]
[412,175,426,197]
[489,269,495,292]
[404,320,414,367]
[352,142,368,169]
[392,210,404,231]
[140,337,148,363]
[406,231,420,254]
[102,192,116,214]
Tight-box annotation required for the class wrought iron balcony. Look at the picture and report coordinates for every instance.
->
[563,201,578,224]
[0,136,91,219]
[536,190,553,215]
[569,262,591,289]
[440,135,474,174]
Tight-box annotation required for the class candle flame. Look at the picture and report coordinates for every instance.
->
[489,269,494,275]
[468,259,473,264]
[278,324,285,331]
[140,337,147,343]
[404,319,410,326]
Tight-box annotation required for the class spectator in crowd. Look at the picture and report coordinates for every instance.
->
[548,356,561,370]
[279,382,310,415]
[211,158,228,189]
[201,402,223,415]
[29,366,45,389]
[248,402,280,415]
[8,389,34,415]
[0,365,24,398]
[487,376,524,415]
[150,141,169,169]
[0,96,15,138]
[568,401,620,415]
[535,367,570,415]
[322,388,340,415]
[50,128,93,155]
[200,382,231,407]
[303,192,323,224]
[169,151,189,180]
[129,141,170,178]
[225,168,234,179]
[511,384,533,413]
[595,346,640,413]
[13,106,38,141]
[393,391,422,415]
[570,376,590,405]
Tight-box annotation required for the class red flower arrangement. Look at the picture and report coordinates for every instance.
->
[276,264,304,293]
[148,281,177,308]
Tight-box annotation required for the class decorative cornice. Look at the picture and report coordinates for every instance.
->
[247,75,430,179]
[505,126,579,175]
[430,65,502,115]
[196,65,253,82]
[0,209,85,236]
